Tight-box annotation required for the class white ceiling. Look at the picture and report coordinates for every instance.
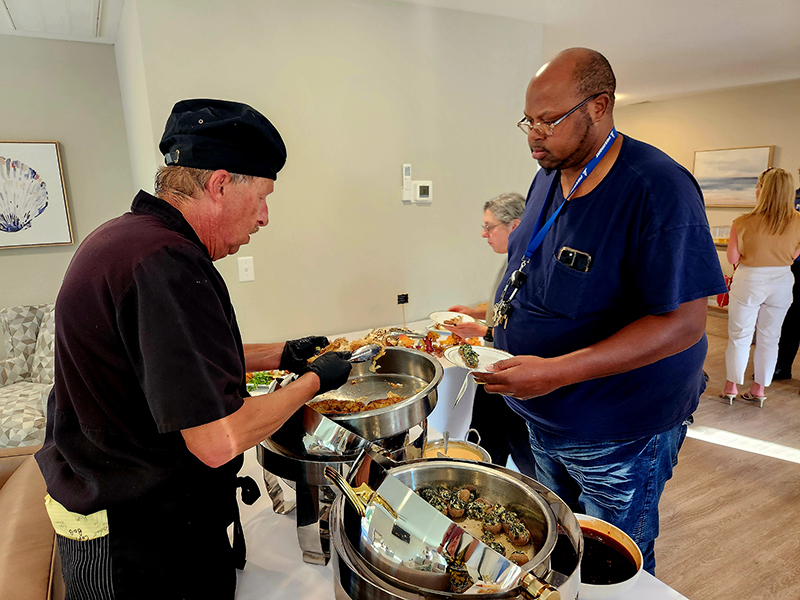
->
[0,0,123,45]
[1,0,798,105]
[392,0,800,105]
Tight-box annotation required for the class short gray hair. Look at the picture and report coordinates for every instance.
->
[484,192,525,225]
[154,165,255,203]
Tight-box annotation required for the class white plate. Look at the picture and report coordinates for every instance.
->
[443,345,513,373]
[427,311,475,334]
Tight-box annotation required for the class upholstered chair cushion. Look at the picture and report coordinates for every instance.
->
[0,385,49,448]
[1,304,54,449]
[0,355,28,387]
[0,305,50,385]
[30,308,55,386]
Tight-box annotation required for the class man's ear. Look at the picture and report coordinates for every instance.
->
[591,94,612,123]
[205,170,232,201]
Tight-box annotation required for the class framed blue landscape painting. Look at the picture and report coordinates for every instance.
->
[693,146,773,207]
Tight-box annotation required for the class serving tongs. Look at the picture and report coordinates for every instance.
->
[347,343,383,363]
[385,328,427,341]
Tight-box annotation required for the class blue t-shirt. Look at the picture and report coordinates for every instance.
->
[494,135,728,440]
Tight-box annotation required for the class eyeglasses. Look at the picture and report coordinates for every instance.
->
[517,92,606,137]
[482,223,503,233]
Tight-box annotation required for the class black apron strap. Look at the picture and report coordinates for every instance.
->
[231,476,261,570]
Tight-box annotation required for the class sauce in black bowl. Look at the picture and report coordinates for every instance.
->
[580,527,638,585]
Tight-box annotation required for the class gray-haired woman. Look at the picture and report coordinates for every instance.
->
[445,192,536,474]
[447,193,526,337]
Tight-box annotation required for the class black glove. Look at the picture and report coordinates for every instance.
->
[279,336,329,372]
[307,352,353,396]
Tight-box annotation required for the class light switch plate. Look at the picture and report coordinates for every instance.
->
[238,256,255,282]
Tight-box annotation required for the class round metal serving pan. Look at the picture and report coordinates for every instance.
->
[331,459,579,600]
[378,459,558,587]
[313,347,443,441]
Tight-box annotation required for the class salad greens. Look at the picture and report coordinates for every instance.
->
[247,371,277,392]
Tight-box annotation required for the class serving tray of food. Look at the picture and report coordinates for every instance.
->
[309,346,443,441]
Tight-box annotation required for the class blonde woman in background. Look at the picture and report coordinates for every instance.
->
[721,167,800,407]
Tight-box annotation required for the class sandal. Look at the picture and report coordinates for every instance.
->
[718,392,736,405]
[739,392,766,408]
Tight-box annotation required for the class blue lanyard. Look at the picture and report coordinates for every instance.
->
[520,128,617,268]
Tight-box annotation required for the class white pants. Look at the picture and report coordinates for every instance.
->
[725,265,794,387]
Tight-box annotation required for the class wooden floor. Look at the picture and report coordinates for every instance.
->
[654,310,800,600]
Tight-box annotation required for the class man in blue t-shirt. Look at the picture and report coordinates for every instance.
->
[476,48,727,574]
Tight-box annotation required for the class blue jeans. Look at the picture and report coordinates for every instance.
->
[527,421,688,575]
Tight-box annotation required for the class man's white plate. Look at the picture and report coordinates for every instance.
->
[427,311,475,334]
[443,345,514,373]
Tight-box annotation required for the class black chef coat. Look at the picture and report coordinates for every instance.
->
[36,191,252,598]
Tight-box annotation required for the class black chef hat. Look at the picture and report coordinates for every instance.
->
[159,99,286,180]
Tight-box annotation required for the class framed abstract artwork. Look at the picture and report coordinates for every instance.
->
[693,146,773,207]
[0,141,73,250]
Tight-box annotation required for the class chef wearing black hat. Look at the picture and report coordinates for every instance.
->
[36,99,352,600]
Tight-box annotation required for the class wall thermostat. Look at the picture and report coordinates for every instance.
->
[413,180,433,204]
[402,163,413,202]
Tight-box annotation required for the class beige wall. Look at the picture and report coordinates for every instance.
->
[0,36,133,306]
[115,0,158,196]
[119,0,544,343]
[616,79,800,277]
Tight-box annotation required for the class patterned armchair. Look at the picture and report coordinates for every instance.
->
[0,304,54,448]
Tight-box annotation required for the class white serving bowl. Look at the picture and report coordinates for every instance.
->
[576,514,643,599]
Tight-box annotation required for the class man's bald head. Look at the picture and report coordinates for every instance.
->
[523,48,617,173]
[535,48,616,111]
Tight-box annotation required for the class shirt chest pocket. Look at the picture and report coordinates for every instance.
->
[526,252,594,319]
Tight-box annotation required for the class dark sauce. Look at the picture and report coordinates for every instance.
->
[549,532,579,576]
[580,527,638,585]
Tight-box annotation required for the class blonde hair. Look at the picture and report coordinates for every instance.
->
[749,167,798,235]
[154,166,254,204]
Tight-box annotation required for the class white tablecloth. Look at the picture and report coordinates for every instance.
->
[234,318,688,599]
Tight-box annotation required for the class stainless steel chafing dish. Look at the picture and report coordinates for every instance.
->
[330,458,583,600]
[306,345,443,440]
[257,347,443,565]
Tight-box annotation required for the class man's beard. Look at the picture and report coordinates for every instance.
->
[537,112,595,174]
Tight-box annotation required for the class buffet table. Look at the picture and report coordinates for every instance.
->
[235,446,688,599]
[234,317,689,599]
